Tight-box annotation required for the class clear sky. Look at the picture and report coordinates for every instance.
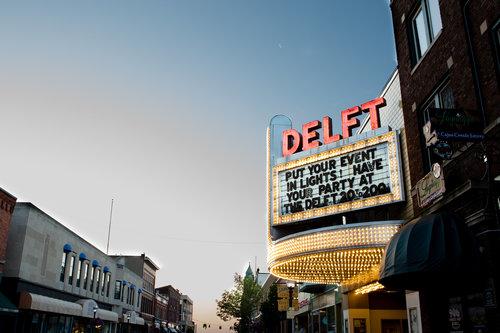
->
[0,1,396,331]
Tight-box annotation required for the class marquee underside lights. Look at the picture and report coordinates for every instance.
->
[273,130,404,225]
[269,248,385,285]
[354,282,385,295]
[267,222,402,285]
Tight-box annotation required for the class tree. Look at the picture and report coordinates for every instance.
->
[216,273,262,333]
[259,284,282,333]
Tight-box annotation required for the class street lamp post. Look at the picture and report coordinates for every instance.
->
[286,281,296,308]
[286,281,296,333]
[93,306,98,318]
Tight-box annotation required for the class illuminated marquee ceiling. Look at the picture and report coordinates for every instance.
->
[267,222,402,285]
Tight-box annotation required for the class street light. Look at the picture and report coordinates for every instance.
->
[93,306,98,318]
[286,281,296,309]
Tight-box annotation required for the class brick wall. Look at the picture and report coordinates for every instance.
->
[390,0,500,193]
[0,188,16,277]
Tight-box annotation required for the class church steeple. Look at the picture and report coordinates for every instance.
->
[245,263,254,280]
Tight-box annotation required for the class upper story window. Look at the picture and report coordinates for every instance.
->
[421,80,454,170]
[493,19,500,72]
[60,252,68,282]
[89,267,95,291]
[103,267,110,297]
[114,280,122,300]
[122,281,127,302]
[60,244,72,282]
[95,268,101,294]
[130,286,135,305]
[68,255,76,285]
[76,260,82,287]
[410,0,442,64]
[82,261,89,290]
[76,253,87,288]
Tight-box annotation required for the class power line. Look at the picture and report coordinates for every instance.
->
[159,236,264,245]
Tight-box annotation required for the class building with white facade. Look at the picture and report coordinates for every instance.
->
[1,202,146,332]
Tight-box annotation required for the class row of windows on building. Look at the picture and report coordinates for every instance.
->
[60,244,141,307]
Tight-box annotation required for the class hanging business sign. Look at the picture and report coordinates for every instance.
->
[424,108,484,145]
[278,298,299,312]
[272,130,404,225]
[277,285,299,298]
[416,163,445,207]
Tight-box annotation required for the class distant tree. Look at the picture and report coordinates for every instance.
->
[216,273,262,333]
[259,284,282,332]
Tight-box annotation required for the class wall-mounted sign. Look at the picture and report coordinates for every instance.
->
[424,108,484,144]
[298,299,309,309]
[416,163,445,207]
[272,130,404,224]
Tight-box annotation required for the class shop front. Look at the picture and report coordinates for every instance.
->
[379,211,489,333]
[15,292,120,332]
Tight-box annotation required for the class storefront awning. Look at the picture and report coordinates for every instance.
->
[379,212,481,291]
[0,292,18,313]
[97,308,119,322]
[19,292,82,316]
[299,283,328,294]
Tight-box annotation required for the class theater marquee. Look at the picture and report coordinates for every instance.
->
[266,98,406,285]
[273,130,404,225]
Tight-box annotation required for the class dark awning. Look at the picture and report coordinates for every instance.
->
[0,292,17,314]
[379,212,481,291]
[299,283,328,294]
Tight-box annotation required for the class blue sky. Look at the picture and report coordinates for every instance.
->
[0,1,396,330]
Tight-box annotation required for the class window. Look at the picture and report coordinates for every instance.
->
[137,292,141,307]
[493,19,500,72]
[68,255,75,285]
[105,273,111,297]
[410,0,442,64]
[60,252,68,282]
[82,262,89,290]
[76,260,82,287]
[131,289,135,305]
[95,268,101,294]
[114,280,122,300]
[89,266,95,291]
[421,81,454,169]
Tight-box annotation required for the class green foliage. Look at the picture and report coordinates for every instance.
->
[186,327,194,333]
[216,273,262,333]
[259,284,282,332]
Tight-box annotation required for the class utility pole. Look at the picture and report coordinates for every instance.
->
[106,199,114,255]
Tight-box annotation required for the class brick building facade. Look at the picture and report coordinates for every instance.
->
[156,285,181,328]
[384,0,500,332]
[0,187,16,284]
